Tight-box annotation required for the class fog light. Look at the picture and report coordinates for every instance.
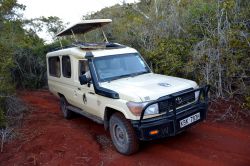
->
[149,130,159,135]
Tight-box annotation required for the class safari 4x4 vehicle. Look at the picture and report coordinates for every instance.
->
[46,19,210,155]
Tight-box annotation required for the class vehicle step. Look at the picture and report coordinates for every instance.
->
[67,106,103,124]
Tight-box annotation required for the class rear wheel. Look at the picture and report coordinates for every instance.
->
[109,112,139,155]
[60,97,72,119]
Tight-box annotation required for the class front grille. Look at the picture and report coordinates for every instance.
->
[158,89,195,113]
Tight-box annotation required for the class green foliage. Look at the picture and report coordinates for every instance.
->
[147,38,191,76]
[24,16,66,38]
[0,0,25,21]
[86,0,250,100]
[0,0,67,126]
[0,97,6,127]
[244,96,250,110]
[0,0,23,127]
[0,0,249,107]
[0,43,14,95]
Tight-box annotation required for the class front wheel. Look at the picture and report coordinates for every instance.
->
[109,112,139,155]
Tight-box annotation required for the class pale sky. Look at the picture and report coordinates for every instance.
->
[17,0,138,42]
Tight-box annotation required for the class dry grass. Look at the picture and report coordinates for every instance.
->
[0,96,28,152]
[208,98,250,125]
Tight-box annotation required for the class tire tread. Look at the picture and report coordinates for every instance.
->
[110,112,139,155]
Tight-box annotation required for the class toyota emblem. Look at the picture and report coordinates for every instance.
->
[175,97,182,104]
[158,83,171,87]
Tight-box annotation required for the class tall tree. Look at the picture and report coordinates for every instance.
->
[0,0,25,126]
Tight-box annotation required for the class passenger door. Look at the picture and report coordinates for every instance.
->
[60,55,77,105]
[75,60,100,117]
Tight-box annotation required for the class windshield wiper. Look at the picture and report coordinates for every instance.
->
[109,71,149,82]
[109,74,133,81]
[131,71,149,77]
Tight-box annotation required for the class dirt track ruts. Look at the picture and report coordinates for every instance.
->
[0,90,250,166]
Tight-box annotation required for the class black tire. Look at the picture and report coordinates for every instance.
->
[60,96,72,119]
[109,112,139,155]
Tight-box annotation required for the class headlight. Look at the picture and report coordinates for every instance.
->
[144,103,159,115]
[126,102,159,116]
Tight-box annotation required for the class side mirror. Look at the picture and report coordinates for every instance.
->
[79,75,89,85]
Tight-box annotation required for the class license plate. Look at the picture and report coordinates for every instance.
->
[180,112,200,128]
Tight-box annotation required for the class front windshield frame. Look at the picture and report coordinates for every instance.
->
[93,53,151,82]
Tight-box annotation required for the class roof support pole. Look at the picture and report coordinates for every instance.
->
[71,29,78,42]
[84,35,87,43]
[58,37,63,49]
[101,27,108,43]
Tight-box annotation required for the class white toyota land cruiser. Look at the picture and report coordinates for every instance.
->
[46,19,210,155]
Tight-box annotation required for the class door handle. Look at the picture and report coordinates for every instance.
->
[77,87,81,90]
[88,92,95,95]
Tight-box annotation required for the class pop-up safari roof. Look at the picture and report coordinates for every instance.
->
[55,19,114,49]
[56,19,112,37]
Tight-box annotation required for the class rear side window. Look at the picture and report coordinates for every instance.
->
[48,56,61,77]
[62,56,71,78]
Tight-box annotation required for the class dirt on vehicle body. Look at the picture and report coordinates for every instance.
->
[0,90,249,166]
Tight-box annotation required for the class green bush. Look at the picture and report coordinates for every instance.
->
[245,97,250,109]
[0,99,6,128]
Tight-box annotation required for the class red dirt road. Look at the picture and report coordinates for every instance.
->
[1,90,250,166]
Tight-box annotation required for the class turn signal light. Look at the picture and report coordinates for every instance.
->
[149,130,159,135]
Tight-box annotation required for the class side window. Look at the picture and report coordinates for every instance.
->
[79,60,89,76]
[48,56,60,77]
[62,56,71,78]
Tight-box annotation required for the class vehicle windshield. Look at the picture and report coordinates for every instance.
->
[93,53,150,82]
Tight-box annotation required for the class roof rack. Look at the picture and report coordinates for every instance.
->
[72,42,106,49]
[51,42,125,52]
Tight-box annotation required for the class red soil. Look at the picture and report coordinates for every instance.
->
[0,90,250,166]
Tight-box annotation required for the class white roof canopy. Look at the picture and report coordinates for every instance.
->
[56,19,112,37]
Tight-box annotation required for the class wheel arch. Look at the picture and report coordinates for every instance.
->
[58,93,66,99]
[104,107,125,130]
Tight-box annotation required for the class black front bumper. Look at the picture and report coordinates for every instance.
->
[131,85,210,141]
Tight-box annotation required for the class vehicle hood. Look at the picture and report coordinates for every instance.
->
[99,73,198,102]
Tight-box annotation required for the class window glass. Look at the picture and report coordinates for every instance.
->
[79,60,89,76]
[48,56,60,77]
[93,53,150,82]
[62,56,71,78]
